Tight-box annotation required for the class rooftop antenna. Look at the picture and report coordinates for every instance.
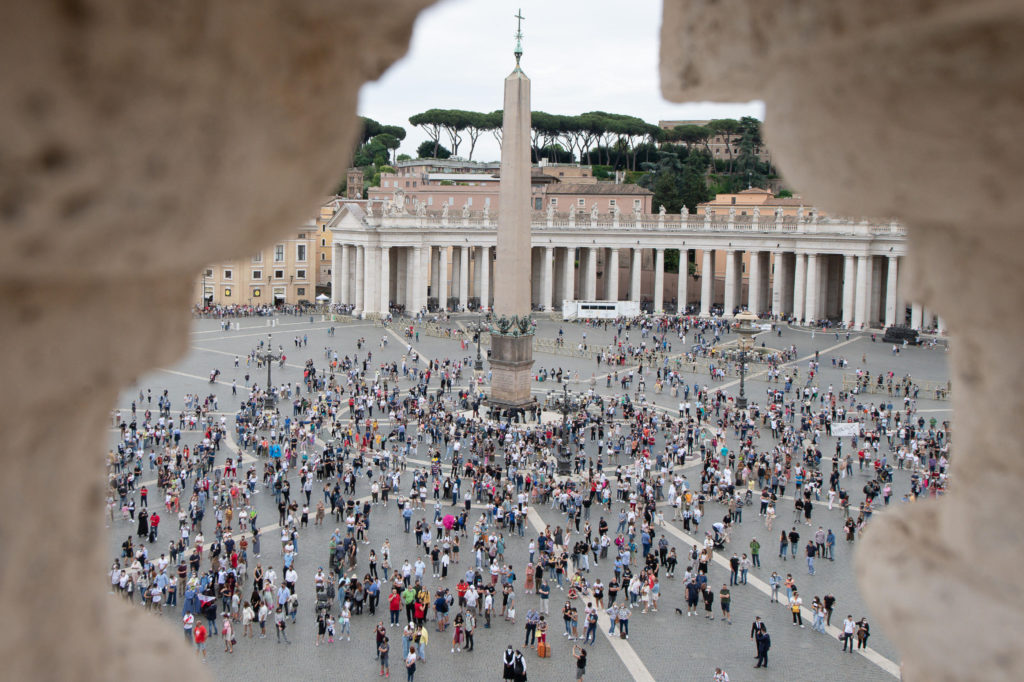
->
[514,8,525,67]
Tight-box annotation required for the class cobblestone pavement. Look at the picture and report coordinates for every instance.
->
[106,313,945,680]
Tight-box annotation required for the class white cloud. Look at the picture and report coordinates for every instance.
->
[358,0,764,162]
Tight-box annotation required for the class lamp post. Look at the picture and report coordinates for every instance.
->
[734,310,759,410]
[201,270,207,308]
[255,333,281,410]
[554,382,578,476]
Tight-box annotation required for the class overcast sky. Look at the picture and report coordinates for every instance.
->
[358,0,764,162]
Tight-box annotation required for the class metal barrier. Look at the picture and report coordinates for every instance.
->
[842,374,951,400]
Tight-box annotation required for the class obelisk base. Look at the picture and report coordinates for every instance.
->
[488,334,534,408]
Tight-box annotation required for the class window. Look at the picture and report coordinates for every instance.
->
[253,270,263,281]
[412,182,417,188]
[327,268,332,275]
[577,198,585,207]
[633,199,641,209]
[223,287,231,297]
[609,199,617,207]
[550,198,558,207]
[427,196,433,206]
[467,198,472,206]
[321,238,326,247]
[405,181,409,188]
[297,288,306,296]
[296,270,306,279]
[203,268,213,277]
[298,233,306,239]
[534,198,542,210]
[223,269,232,280]
[731,197,736,205]
[251,253,263,263]
[321,253,326,261]
[484,197,491,207]
[274,269,284,279]
[296,244,307,261]
[448,197,454,205]
[274,245,285,262]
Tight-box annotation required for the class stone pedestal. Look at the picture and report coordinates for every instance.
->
[488,334,534,408]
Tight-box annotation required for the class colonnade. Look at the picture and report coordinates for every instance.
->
[331,238,937,330]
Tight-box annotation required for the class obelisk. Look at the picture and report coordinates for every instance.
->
[488,11,535,410]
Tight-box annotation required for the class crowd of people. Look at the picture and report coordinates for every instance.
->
[105,312,949,678]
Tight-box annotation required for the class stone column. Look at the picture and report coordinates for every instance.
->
[894,257,906,327]
[396,248,408,308]
[654,247,665,313]
[911,302,924,330]
[430,246,440,301]
[479,246,491,311]
[748,249,761,313]
[337,244,350,305]
[412,246,425,313]
[459,246,470,310]
[585,247,598,300]
[805,252,819,322]
[373,245,387,315]
[353,245,365,315]
[792,253,806,323]
[854,254,872,328]
[677,248,688,313]
[437,246,448,310]
[842,254,855,326]
[541,246,554,311]
[558,247,572,303]
[630,248,642,302]
[884,255,899,327]
[771,251,786,317]
[871,255,884,326]
[363,245,379,315]
[700,249,714,317]
[607,248,620,301]
[723,249,737,316]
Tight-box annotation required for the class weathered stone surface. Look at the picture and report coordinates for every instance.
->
[0,0,432,678]
[662,1,1024,679]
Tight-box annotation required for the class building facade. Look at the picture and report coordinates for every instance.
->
[329,203,937,330]
[196,225,317,306]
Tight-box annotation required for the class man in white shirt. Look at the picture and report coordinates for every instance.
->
[842,615,856,652]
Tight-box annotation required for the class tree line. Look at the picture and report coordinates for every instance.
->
[341,113,777,211]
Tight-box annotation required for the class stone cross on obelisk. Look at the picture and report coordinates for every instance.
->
[488,9,535,411]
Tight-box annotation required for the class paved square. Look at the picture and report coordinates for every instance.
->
[105,312,950,680]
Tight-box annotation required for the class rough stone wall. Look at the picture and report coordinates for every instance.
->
[662,1,1024,680]
[0,1,432,679]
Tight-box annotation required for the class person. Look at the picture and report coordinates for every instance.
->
[221,614,234,653]
[193,620,208,661]
[502,645,516,680]
[856,617,871,649]
[275,606,291,644]
[512,649,528,682]
[719,585,732,624]
[405,644,417,682]
[790,591,803,627]
[183,611,195,644]
[714,668,730,682]
[842,614,856,652]
[754,625,771,668]
[379,635,391,677]
[572,645,587,681]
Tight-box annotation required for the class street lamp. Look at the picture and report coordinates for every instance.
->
[734,310,759,410]
[255,333,282,410]
[553,382,580,476]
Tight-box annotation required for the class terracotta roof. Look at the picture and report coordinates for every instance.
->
[545,183,652,196]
